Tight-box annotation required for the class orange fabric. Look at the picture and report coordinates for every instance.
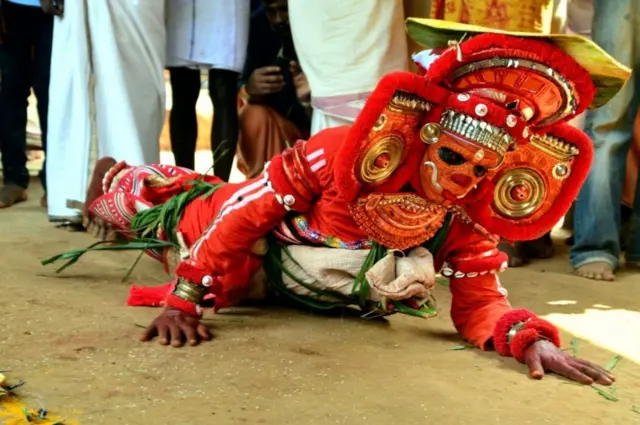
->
[237,104,303,178]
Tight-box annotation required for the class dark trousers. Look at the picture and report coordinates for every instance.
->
[168,67,239,181]
[0,1,53,190]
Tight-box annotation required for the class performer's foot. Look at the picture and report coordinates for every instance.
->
[0,184,28,208]
[575,262,615,281]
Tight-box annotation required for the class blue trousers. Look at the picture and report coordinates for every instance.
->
[571,0,640,269]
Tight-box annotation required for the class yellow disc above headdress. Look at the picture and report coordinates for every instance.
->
[405,18,631,109]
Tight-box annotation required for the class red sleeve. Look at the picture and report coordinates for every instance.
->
[169,137,337,312]
[437,218,511,350]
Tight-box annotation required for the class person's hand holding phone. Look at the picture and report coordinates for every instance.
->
[40,0,64,16]
[246,66,285,97]
[290,61,310,102]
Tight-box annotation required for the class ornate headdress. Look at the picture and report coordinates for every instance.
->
[335,19,631,241]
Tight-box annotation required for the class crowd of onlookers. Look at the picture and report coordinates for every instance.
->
[0,0,639,282]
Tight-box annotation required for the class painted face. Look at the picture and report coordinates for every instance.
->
[419,130,502,204]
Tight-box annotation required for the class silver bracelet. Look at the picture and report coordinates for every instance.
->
[507,321,527,344]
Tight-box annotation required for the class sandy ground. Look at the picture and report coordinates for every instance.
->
[1,185,640,425]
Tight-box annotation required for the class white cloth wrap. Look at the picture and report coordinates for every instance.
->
[280,245,436,303]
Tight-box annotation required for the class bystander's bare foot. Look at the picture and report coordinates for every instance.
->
[85,157,117,211]
[83,157,117,233]
[40,194,47,208]
[575,262,615,281]
[626,261,640,270]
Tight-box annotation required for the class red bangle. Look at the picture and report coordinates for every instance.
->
[509,328,542,362]
[510,318,561,362]
[492,309,537,356]
[494,311,562,362]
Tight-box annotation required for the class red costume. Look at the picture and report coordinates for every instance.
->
[45,20,630,362]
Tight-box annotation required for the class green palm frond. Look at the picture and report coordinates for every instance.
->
[41,238,175,274]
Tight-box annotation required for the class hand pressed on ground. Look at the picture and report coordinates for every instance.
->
[524,340,615,385]
[141,308,212,347]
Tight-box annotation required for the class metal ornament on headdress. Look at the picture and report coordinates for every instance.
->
[440,109,514,156]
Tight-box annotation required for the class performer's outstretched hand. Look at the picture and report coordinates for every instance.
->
[140,308,212,347]
[524,340,614,385]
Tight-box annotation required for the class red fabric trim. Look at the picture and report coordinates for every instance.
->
[267,156,313,212]
[127,283,172,307]
[492,309,537,356]
[510,318,561,363]
[525,318,562,348]
[449,252,508,274]
[165,293,202,318]
[510,328,542,363]
[280,142,320,202]
[176,262,211,286]
[426,33,595,121]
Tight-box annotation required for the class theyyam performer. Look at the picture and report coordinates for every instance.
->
[44,19,630,385]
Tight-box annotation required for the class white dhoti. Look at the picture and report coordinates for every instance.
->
[165,0,250,71]
[46,0,165,220]
[288,0,409,135]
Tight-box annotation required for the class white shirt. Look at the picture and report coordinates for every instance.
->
[165,0,250,72]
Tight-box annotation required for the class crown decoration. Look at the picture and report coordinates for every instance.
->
[529,134,580,161]
[388,91,433,113]
[450,58,579,126]
[440,110,514,156]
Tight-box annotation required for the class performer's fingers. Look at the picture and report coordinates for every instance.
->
[557,363,594,385]
[157,324,170,346]
[575,358,616,382]
[572,361,613,386]
[140,324,158,342]
[525,352,544,380]
[179,322,199,346]
[197,324,213,341]
[169,323,184,347]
